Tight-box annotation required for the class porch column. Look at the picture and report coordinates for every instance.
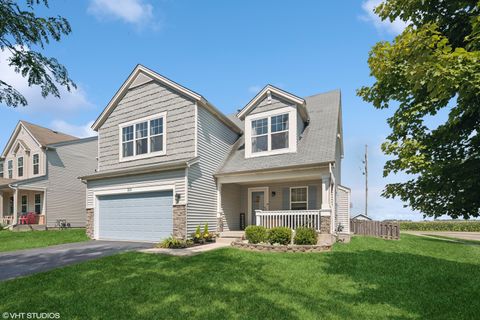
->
[12,188,18,224]
[216,181,223,232]
[321,175,331,210]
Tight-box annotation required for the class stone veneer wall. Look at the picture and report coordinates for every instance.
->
[173,204,186,239]
[320,216,331,234]
[86,208,94,239]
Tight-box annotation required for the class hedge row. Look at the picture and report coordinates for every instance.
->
[400,221,480,232]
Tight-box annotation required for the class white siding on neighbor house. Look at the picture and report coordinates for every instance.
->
[86,169,186,209]
[97,81,196,172]
[2,126,46,180]
[187,105,239,235]
[46,138,97,227]
[337,186,350,233]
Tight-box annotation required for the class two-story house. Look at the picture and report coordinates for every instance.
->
[81,65,351,242]
[0,121,97,228]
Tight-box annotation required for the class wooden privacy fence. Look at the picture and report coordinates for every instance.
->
[350,220,400,240]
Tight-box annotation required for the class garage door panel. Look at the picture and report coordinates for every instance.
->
[98,191,173,242]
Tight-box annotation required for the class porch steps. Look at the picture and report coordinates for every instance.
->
[219,231,245,240]
[11,224,47,232]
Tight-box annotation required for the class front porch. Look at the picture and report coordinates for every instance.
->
[217,166,334,234]
[0,186,46,226]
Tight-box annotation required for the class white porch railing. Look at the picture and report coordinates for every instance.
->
[1,215,14,226]
[255,210,323,231]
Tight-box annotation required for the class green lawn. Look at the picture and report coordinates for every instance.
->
[0,234,479,319]
[0,229,88,252]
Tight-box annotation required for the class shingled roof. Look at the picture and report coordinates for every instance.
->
[217,89,342,175]
[20,121,78,146]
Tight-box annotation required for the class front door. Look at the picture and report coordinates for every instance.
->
[248,187,268,226]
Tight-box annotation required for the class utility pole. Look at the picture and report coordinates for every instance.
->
[364,144,368,216]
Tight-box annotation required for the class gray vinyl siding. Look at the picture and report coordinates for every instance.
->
[220,184,241,231]
[187,105,239,234]
[98,81,196,172]
[250,94,293,115]
[44,138,98,227]
[86,169,186,209]
[337,187,350,233]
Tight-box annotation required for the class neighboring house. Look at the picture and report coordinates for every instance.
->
[352,213,372,221]
[0,121,97,228]
[81,65,351,242]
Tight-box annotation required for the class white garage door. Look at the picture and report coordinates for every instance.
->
[98,191,173,242]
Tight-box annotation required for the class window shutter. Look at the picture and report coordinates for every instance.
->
[282,188,290,210]
[308,186,317,210]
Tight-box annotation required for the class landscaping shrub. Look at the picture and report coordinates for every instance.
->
[192,225,203,243]
[158,236,191,249]
[245,225,267,244]
[294,227,317,245]
[400,221,480,232]
[268,227,292,245]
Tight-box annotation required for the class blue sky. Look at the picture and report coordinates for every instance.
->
[0,0,423,220]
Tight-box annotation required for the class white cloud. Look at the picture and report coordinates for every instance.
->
[50,120,97,138]
[87,0,156,28]
[0,48,93,114]
[360,0,408,35]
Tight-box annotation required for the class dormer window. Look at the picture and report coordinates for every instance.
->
[119,112,167,162]
[245,107,297,158]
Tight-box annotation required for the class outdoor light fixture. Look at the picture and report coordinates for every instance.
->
[175,193,181,203]
[271,191,276,197]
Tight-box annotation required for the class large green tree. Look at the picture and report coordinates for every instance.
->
[0,0,75,107]
[358,0,480,219]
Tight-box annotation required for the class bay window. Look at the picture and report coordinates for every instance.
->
[120,113,166,161]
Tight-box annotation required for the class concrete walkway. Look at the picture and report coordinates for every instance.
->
[0,240,154,281]
[140,238,233,256]
[403,231,480,241]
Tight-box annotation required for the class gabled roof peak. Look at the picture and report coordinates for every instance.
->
[236,85,308,120]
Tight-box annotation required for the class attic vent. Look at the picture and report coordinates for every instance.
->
[267,90,272,104]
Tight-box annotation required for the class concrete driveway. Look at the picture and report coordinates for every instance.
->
[403,231,480,241]
[0,240,154,282]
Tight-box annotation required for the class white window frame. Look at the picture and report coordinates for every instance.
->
[21,195,28,213]
[33,153,39,175]
[118,112,167,162]
[290,186,308,210]
[245,106,297,158]
[17,156,24,177]
[34,193,42,214]
[0,162,3,178]
[7,160,13,179]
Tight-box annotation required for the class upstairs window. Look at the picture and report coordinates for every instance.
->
[249,113,290,155]
[7,160,13,179]
[33,154,39,175]
[120,113,166,161]
[18,157,24,177]
[0,162,3,178]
